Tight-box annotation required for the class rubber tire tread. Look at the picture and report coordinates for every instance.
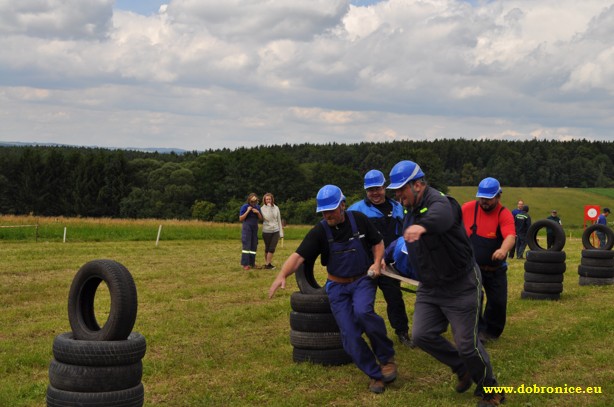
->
[524,261,566,275]
[580,249,614,259]
[524,272,564,283]
[523,282,563,294]
[290,291,331,313]
[582,224,614,250]
[580,256,614,267]
[292,347,352,366]
[577,265,614,278]
[295,263,325,295]
[527,219,565,251]
[579,276,614,286]
[46,383,144,407]
[49,359,142,392]
[290,330,342,350]
[68,259,138,341]
[525,250,566,263]
[289,311,339,333]
[53,332,146,366]
[520,290,561,301]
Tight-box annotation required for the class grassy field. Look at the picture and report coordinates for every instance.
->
[1,214,613,406]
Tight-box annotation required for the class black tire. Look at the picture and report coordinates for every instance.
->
[578,276,614,286]
[520,290,561,301]
[582,224,614,250]
[577,265,614,278]
[525,250,566,263]
[49,359,142,392]
[523,282,563,294]
[292,347,352,366]
[580,249,614,259]
[524,272,564,283]
[46,383,144,407]
[290,330,342,350]
[295,263,325,295]
[290,291,331,313]
[580,256,614,267]
[68,259,138,341]
[524,261,566,275]
[53,332,146,366]
[527,219,565,251]
[289,311,339,333]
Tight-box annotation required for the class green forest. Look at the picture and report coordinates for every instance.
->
[1,139,613,224]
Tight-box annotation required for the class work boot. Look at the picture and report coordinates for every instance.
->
[397,332,415,348]
[368,378,385,394]
[381,358,397,383]
[455,370,473,393]
[477,391,506,406]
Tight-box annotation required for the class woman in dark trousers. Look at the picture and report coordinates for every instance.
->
[239,193,262,270]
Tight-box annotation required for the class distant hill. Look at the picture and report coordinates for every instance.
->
[0,141,189,155]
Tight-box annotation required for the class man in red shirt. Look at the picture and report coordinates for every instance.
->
[462,178,515,343]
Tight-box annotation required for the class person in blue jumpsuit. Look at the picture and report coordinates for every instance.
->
[239,193,262,270]
[269,185,397,394]
[386,160,505,406]
[348,169,412,347]
[596,208,610,248]
[384,236,418,281]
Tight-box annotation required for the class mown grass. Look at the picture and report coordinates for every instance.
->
[1,220,613,406]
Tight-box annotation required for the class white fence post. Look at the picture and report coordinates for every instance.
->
[156,224,163,246]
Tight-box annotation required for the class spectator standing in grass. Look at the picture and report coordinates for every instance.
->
[261,192,284,270]
[386,161,505,406]
[595,208,611,248]
[509,199,524,258]
[239,193,262,270]
[546,210,562,249]
[348,169,412,348]
[269,185,397,394]
[514,205,531,259]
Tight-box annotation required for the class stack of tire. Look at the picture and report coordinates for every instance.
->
[47,259,145,407]
[578,224,614,286]
[521,219,566,301]
[289,263,351,366]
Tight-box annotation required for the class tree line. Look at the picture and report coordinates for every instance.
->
[1,139,612,224]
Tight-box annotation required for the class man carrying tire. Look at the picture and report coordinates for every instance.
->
[387,161,505,406]
[596,208,611,248]
[269,185,397,394]
[461,178,516,344]
[348,169,412,348]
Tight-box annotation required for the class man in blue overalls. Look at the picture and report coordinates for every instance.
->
[269,185,397,394]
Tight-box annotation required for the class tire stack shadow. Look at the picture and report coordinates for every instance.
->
[290,263,351,366]
[521,219,566,301]
[578,224,614,286]
[46,259,145,407]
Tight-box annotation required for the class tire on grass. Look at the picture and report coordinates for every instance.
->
[46,383,144,407]
[68,259,138,341]
[289,311,339,333]
[581,224,614,250]
[523,282,563,294]
[578,276,614,286]
[49,359,142,392]
[295,263,325,295]
[525,250,566,263]
[520,290,561,301]
[524,261,566,275]
[527,219,565,251]
[52,332,146,366]
[290,291,331,313]
[290,330,342,350]
[292,347,352,366]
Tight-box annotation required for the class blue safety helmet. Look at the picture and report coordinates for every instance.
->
[476,177,502,199]
[315,185,345,212]
[387,160,425,189]
[364,169,385,189]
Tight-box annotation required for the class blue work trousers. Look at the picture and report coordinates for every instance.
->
[479,266,508,338]
[241,222,258,266]
[326,276,395,380]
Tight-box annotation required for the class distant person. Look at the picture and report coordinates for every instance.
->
[546,210,562,249]
[239,193,262,270]
[269,185,397,394]
[596,208,611,248]
[348,169,412,348]
[261,193,284,270]
[509,200,524,259]
[461,177,515,343]
[514,205,531,259]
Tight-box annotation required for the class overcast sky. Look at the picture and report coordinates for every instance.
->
[1,0,613,151]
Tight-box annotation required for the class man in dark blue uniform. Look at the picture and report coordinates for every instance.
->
[269,185,397,394]
[348,169,411,347]
[387,160,505,406]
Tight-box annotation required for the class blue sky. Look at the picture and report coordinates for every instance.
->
[1,0,613,151]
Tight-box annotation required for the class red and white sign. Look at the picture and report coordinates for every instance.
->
[585,205,600,221]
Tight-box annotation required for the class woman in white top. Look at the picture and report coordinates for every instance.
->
[261,193,284,269]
